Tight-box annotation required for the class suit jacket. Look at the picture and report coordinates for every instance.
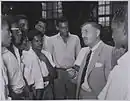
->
[75,41,113,98]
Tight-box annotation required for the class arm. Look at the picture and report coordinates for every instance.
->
[75,36,81,58]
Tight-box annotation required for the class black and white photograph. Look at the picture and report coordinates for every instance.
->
[0,1,129,100]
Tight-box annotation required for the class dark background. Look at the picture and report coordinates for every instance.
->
[2,1,127,47]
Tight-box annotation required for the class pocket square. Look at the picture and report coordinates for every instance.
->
[95,62,103,68]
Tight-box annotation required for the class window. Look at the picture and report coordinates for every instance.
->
[98,1,111,26]
[42,1,63,19]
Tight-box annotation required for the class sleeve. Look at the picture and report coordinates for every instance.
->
[31,58,44,89]
[75,36,81,58]
[74,48,88,67]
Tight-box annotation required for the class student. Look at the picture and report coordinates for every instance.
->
[35,18,49,50]
[2,15,26,100]
[1,15,12,100]
[47,17,81,99]
[22,30,57,99]
[74,22,113,99]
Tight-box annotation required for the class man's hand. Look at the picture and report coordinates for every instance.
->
[72,65,80,72]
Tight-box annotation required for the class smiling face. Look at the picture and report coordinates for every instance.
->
[35,21,46,34]
[81,24,99,47]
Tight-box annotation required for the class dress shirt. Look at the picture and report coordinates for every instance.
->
[81,41,102,91]
[98,52,129,100]
[47,32,81,68]
[2,47,25,94]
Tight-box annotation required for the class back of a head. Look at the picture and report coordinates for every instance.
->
[16,14,28,21]
[112,5,128,27]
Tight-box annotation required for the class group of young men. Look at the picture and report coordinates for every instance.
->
[1,5,129,100]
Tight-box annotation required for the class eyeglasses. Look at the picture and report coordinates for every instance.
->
[11,28,22,35]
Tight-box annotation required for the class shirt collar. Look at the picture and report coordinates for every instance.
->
[57,32,71,39]
[2,47,9,54]
[90,40,102,52]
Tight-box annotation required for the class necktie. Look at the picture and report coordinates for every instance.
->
[81,50,92,84]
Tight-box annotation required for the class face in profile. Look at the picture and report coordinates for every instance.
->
[2,23,12,47]
[58,22,69,37]
[35,21,46,34]
[32,35,43,51]
[111,22,127,48]
[11,23,22,45]
[81,24,98,47]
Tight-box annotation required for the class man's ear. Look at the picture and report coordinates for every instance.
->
[96,29,100,37]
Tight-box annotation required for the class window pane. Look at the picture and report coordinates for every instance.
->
[106,21,109,26]
[106,17,110,22]
[53,11,58,18]
[47,2,53,10]
[98,6,105,15]
[98,17,105,26]
[58,1,62,9]
[106,5,110,15]
[98,1,105,5]
[42,11,46,19]
[53,2,57,10]
[47,10,53,19]
[106,1,110,4]
[42,3,46,10]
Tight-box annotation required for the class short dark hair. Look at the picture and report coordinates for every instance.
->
[16,14,28,21]
[56,16,68,26]
[81,22,102,31]
[28,29,43,41]
[35,18,46,25]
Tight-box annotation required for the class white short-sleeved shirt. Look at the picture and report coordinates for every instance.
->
[22,48,55,89]
[47,33,81,68]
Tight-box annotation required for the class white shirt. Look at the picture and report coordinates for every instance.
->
[98,52,129,100]
[0,57,8,100]
[81,41,102,91]
[2,47,25,94]
[47,32,81,68]
[22,48,55,89]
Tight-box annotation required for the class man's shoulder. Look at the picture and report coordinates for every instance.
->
[70,33,80,40]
